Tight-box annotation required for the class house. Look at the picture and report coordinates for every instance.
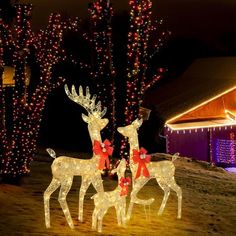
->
[143,57,236,167]
[2,66,30,87]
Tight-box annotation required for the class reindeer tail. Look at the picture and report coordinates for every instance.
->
[46,148,57,159]
[91,193,99,200]
[172,152,180,162]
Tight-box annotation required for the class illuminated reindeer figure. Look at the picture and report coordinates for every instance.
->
[117,118,182,220]
[91,158,130,233]
[44,85,109,229]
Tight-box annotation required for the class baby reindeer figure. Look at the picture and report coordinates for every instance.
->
[44,85,110,229]
[118,118,182,221]
[91,159,130,233]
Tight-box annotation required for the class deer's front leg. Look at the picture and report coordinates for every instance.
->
[115,205,122,226]
[91,173,104,193]
[121,199,127,226]
[92,207,99,230]
[79,177,91,222]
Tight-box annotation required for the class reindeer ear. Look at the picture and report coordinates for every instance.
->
[102,118,109,127]
[111,168,117,174]
[132,118,143,128]
[138,118,143,126]
[82,113,90,123]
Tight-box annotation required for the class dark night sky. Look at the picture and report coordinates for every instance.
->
[20,0,236,50]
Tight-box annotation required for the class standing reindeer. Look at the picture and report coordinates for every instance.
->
[117,118,182,220]
[91,158,130,233]
[44,85,109,229]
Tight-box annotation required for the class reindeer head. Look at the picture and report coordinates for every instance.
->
[65,85,109,143]
[117,118,143,138]
[111,158,127,180]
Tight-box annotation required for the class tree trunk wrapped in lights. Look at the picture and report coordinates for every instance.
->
[87,0,116,142]
[0,4,78,180]
[120,0,170,159]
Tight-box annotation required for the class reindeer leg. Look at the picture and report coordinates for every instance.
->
[127,179,143,221]
[58,177,74,229]
[115,205,122,226]
[168,178,182,219]
[44,177,61,228]
[121,199,127,226]
[127,178,153,221]
[157,181,170,216]
[92,207,99,230]
[79,177,91,222]
[97,208,107,233]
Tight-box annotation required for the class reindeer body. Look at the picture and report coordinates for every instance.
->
[44,85,109,229]
[51,156,100,178]
[118,119,182,220]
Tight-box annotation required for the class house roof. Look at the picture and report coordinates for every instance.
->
[143,57,236,129]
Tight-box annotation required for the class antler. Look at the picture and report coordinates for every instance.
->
[64,84,107,117]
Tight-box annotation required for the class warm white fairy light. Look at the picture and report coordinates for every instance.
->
[44,85,111,228]
[117,118,182,220]
[91,158,130,233]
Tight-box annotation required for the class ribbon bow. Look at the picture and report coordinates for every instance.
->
[119,177,131,196]
[133,147,151,179]
[93,139,113,170]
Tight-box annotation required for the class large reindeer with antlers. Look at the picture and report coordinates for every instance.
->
[44,85,109,229]
[117,118,182,220]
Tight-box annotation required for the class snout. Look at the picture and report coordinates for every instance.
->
[117,127,123,134]
[103,118,109,127]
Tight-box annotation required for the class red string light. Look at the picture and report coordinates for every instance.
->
[87,0,116,142]
[0,4,78,178]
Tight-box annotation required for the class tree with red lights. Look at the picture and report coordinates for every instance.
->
[82,0,169,158]
[0,4,78,181]
[86,0,116,141]
[120,0,170,157]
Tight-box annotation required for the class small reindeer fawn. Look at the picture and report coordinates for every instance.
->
[44,85,109,228]
[91,159,129,233]
[117,118,182,220]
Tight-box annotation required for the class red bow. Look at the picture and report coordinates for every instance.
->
[93,139,113,170]
[119,177,131,196]
[133,148,151,179]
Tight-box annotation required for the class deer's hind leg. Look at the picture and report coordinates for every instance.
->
[58,176,74,228]
[156,180,170,216]
[127,178,154,221]
[168,178,182,219]
[44,177,61,228]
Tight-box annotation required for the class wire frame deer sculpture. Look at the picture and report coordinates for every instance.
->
[117,118,182,221]
[44,85,109,229]
[91,158,130,233]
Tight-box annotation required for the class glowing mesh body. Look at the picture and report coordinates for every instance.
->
[117,118,182,220]
[91,159,128,233]
[44,85,108,228]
